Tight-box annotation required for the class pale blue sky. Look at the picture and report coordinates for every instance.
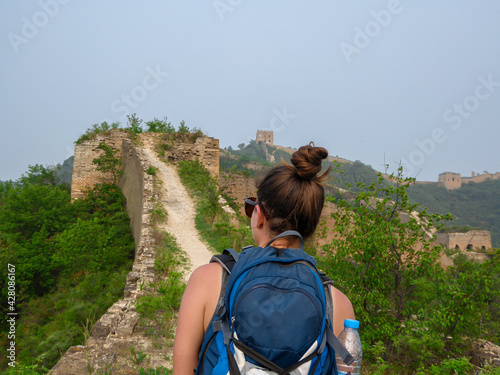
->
[1,1,499,182]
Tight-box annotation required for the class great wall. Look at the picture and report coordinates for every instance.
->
[438,171,500,190]
[50,129,497,373]
[52,130,220,374]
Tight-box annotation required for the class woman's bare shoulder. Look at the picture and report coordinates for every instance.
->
[188,262,222,282]
[330,285,355,335]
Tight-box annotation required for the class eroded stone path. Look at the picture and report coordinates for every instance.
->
[141,144,213,281]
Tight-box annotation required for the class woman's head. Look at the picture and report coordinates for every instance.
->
[255,142,331,240]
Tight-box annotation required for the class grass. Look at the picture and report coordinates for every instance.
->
[135,231,187,350]
[177,159,253,253]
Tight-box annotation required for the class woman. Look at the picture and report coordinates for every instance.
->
[173,143,354,374]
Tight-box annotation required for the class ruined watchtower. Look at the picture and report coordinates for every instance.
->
[256,130,274,146]
[438,172,462,190]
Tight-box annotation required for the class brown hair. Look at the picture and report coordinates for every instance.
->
[256,142,331,239]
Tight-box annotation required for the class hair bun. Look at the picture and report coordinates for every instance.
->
[290,142,329,180]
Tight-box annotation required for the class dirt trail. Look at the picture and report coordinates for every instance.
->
[141,143,213,281]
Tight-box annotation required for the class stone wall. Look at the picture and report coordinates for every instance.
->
[148,132,219,178]
[438,172,462,190]
[256,129,274,146]
[118,139,151,243]
[51,140,161,375]
[55,132,221,374]
[435,230,492,250]
[463,171,500,185]
[437,171,500,189]
[71,129,129,200]
[219,172,257,217]
[71,131,220,202]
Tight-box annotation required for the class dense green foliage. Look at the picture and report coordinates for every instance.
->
[0,166,135,373]
[75,115,201,146]
[75,121,120,145]
[92,142,123,183]
[225,140,499,247]
[408,179,500,247]
[220,140,271,177]
[145,116,175,133]
[222,142,382,192]
[320,169,500,374]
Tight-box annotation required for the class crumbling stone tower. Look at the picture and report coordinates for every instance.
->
[438,172,462,190]
[256,130,273,146]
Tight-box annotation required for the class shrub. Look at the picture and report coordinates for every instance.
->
[75,121,120,145]
[125,113,143,135]
[177,120,189,134]
[147,166,157,176]
[145,117,175,133]
[320,167,500,373]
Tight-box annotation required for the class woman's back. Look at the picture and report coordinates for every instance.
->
[173,143,355,375]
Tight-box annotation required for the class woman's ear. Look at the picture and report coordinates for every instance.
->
[255,205,266,229]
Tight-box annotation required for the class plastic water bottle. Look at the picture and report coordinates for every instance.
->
[336,319,362,375]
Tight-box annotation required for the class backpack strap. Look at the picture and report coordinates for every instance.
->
[210,248,240,273]
[265,230,305,256]
[326,326,354,366]
[210,247,250,330]
[321,273,335,326]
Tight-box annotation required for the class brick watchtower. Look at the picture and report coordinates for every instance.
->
[256,130,274,146]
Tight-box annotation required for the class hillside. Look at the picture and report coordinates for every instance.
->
[221,141,382,193]
[3,126,499,374]
[9,138,498,248]
[222,140,500,248]
[407,179,500,247]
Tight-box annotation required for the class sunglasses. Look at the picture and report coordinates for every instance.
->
[244,197,270,220]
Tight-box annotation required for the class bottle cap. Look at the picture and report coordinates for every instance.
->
[344,319,360,329]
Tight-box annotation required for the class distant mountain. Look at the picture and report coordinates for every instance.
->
[0,156,73,188]
[407,179,500,248]
[222,140,500,248]
[57,156,73,185]
[221,141,382,193]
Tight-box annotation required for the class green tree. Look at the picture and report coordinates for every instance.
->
[18,164,60,187]
[126,113,143,134]
[322,168,500,373]
[178,120,189,134]
[0,181,135,372]
[0,180,14,202]
[145,116,175,133]
[75,121,120,145]
[52,216,134,279]
[0,184,75,300]
[0,184,74,242]
[92,142,123,183]
[322,169,448,368]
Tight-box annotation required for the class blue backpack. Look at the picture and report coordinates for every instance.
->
[196,230,354,375]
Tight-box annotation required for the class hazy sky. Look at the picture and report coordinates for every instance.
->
[1,1,499,182]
